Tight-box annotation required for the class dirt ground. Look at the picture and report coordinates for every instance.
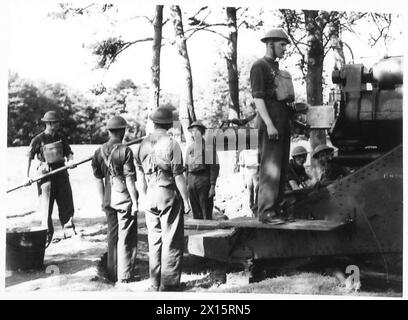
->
[4,145,402,297]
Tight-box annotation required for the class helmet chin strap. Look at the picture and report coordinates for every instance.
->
[268,40,279,61]
[272,40,276,59]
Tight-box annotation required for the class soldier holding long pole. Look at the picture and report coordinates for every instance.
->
[26,111,77,245]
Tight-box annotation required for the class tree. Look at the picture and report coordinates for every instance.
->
[194,59,256,129]
[51,4,199,140]
[278,9,396,148]
[186,6,262,120]
[7,72,106,146]
[146,5,164,134]
[225,7,239,119]
[170,5,197,144]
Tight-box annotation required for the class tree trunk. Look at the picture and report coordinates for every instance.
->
[225,7,240,120]
[170,5,196,145]
[328,11,345,115]
[147,5,163,134]
[304,10,326,151]
[329,12,345,71]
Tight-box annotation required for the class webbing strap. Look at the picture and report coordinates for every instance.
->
[100,144,121,176]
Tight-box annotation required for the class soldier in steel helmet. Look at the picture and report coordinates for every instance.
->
[185,121,220,220]
[250,28,293,223]
[134,106,190,292]
[91,116,139,284]
[26,110,76,245]
[287,146,313,190]
[312,144,349,184]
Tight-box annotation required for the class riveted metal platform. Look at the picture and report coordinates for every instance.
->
[185,145,402,262]
[185,217,349,232]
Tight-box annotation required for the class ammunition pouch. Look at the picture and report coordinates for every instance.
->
[274,70,295,103]
[42,140,64,164]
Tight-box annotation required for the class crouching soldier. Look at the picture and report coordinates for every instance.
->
[135,106,191,291]
[27,110,76,245]
[313,144,349,184]
[91,116,139,283]
[185,121,220,220]
[287,146,313,190]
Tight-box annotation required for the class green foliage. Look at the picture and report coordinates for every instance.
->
[194,58,255,129]
[90,37,129,69]
[7,73,147,146]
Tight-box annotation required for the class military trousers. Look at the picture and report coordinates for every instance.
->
[104,204,138,282]
[187,172,213,220]
[255,103,291,219]
[243,167,259,215]
[145,187,184,291]
[37,163,74,234]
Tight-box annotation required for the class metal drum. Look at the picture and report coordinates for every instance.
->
[6,227,48,271]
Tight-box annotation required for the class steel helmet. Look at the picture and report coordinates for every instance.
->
[261,28,290,44]
[106,116,128,130]
[188,121,207,131]
[41,111,61,122]
[312,144,334,159]
[149,107,174,124]
[291,146,308,157]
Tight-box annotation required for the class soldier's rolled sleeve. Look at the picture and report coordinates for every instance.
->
[91,150,104,179]
[27,137,40,160]
[250,62,266,99]
[171,141,185,177]
[123,147,136,179]
[60,135,73,157]
[133,144,144,172]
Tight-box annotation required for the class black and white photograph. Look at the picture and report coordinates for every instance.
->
[1,0,405,300]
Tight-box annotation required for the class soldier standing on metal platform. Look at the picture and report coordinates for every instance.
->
[250,29,294,223]
[91,116,139,283]
[185,121,220,220]
[135,106,191,291]
[27,110,76,245]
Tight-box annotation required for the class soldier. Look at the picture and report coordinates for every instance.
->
[250,29,293,223]
[91,116,139,283]
[185,121,220,220]
[312,144,349,184]
[27,110,76,245]
[134,106,191,292]
[238,148,260,216]
[287,146,313,190]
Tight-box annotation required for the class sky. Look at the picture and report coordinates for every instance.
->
[4,0,405,97]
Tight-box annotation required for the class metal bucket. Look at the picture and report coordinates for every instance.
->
[6,227,47,271]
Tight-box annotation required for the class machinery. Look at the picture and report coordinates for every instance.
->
[184,56,403,272]
[330,56,402,164]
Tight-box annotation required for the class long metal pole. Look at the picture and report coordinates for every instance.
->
[6,136,146,194]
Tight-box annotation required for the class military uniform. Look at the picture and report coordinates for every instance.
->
[28,130,75,236]
[238,149,260,214]
[92,136,138,282]
[135,128,185,291]
[287,159,310,190]
[185,137,219,220]
[313,144,349,184]
[319,162,348,183]
[250,57,291,218]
